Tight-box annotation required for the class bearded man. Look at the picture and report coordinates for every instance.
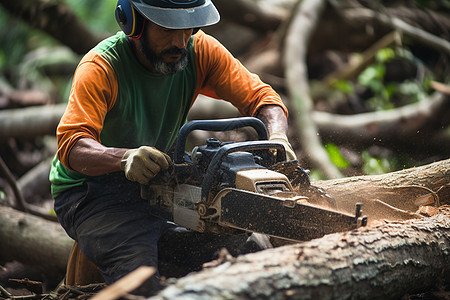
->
[49,0,296,295]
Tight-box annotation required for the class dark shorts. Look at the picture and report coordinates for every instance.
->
[54,172,166,289]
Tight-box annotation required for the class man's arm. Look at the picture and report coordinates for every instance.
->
[256,105,297,161]
[68,138,127,176]
[255,105,288,136]
[69,138,172,184]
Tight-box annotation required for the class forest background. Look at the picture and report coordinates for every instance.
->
[0,0,449,298]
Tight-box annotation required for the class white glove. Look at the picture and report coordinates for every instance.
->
[269,133,297,161]
[120,146,172,184]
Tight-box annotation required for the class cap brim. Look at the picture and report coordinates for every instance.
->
[133,0,220,29]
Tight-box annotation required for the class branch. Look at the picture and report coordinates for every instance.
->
[373,10,450,55]
[312,91,450,148]
[283,0,343,179]
[212,0,284,32]
[0,0,104,55]
[0,155,26,212]
[0,103,66,139]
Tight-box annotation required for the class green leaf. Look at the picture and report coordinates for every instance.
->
[332,80,354,94]
[376,48,395,63]
[325,143,350,169]
[361,151,393,175]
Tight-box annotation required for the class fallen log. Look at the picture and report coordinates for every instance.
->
[0,205,72,281]
[313,91,450,151]
[316,158,450,224]
[152,207,450,300]
[0,159,448,290]
[0,104,66,140]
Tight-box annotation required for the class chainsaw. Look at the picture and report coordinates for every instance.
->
[141,117,367,242]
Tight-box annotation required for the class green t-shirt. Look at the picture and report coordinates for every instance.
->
[50,32,196,197]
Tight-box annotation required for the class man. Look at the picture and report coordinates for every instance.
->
[49,0,296,295]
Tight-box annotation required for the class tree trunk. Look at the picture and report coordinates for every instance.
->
[0,205,72,281]
[151,207,450,300]
[316,158,450,224]
[284,0,343,179]
[0,159,448,292]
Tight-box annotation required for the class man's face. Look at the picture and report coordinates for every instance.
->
[139,22,193,75]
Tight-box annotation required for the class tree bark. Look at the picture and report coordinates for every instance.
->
[151,207,450,300]
[1,160,449,290]
[0,205,72,281]
[316,158,450,224]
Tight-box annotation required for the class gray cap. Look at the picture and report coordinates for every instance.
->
[130,0,220,29]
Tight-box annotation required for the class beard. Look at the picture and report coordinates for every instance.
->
[139,34,189,75]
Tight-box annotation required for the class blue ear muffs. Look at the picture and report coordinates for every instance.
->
[115,0,145,38]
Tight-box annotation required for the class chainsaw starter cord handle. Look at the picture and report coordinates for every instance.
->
[174,117,268,164]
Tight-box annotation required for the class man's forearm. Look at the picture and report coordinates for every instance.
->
[255,105,288,136]
[68,138,128,176]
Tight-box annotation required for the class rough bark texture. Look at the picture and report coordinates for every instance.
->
[0,159,448,293]
[152,208,450,300]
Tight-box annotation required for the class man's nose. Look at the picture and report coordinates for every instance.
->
[172,30,188,49]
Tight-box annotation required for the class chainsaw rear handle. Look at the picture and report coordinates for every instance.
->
[174,117,269,164]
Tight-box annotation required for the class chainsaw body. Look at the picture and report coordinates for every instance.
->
[141,117,367,242]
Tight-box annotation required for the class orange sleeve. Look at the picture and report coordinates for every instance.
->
[193,31,288,117]
[56,52,118,170]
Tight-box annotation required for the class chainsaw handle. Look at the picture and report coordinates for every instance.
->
[174,117,268,164]
[201,141,286,202]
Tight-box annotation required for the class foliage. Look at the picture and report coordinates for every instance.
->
[0,1,119,102]
[361,151,393,175]
[0,10,57,71]
[325,143,350,170]
[357,47,432,111]
[65,0,119,34]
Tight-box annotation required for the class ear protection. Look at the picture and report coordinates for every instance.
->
[115,0,145,39]
[115,0,201,38]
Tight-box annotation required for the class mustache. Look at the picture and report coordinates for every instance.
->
[161,47,188,56]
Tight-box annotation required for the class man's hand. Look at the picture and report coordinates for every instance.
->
[269,133,297,161]
[121,146,172,184]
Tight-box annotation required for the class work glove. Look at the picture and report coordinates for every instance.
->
[120,146,172,184]
[269,133,297,161]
